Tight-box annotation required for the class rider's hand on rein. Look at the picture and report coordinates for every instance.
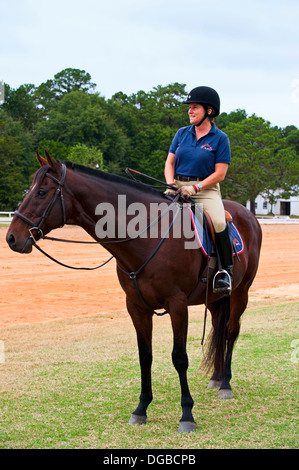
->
[178,185,200,198]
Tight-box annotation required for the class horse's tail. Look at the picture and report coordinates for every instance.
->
[203,297,231,376]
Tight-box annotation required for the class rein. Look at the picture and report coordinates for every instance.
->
[28,193,182,275]
[30,238,114,271]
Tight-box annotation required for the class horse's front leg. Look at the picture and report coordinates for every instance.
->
[126,299,153,426]
[170,303,196,433]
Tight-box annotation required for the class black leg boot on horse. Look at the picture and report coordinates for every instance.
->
[213,223,233,296]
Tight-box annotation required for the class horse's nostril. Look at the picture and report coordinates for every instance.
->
[7,233,16,248]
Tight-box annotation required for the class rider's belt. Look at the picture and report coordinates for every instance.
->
[175,175,203,182]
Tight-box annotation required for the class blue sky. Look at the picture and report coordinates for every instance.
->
[1,0,299,127]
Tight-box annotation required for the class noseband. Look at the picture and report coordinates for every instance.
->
[14,164,67,241]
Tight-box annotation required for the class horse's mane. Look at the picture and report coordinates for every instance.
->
[64,160,165,198]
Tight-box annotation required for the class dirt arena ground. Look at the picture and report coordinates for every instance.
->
[0,224,298,327]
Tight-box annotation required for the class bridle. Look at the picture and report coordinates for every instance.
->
[13,163,115,271]
[14,164,67,243]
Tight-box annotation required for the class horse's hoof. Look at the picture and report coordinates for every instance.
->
[128,413,147,426]
[218,388,233,399]
[207,380,222,389]
[177,421,196,433]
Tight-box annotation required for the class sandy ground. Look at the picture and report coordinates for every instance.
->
[0,224,298,327]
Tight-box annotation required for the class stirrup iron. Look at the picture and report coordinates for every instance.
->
[213,269,232,295]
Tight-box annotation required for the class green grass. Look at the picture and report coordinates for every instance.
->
[0,302,298,449]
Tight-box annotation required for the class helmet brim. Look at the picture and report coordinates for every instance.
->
[183,99,219,116]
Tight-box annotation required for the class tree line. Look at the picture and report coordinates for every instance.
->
[0,68,298,213]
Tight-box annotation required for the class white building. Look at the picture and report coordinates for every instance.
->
[246,192,299,216]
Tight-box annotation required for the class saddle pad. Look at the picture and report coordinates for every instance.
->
[188,207,244,257]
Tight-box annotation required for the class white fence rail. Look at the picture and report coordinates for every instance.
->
[0,212,14,223]
[257,216,299,224]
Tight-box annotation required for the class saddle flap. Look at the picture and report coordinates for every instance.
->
[188,208,243,258]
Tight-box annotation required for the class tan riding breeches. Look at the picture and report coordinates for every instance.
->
[174,179,227,233]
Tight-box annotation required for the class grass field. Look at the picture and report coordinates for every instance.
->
[0,300,298,449]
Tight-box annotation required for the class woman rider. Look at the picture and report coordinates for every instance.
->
[164,86,233,294]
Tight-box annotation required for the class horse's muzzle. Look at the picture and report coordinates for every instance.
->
[6,232,33,253]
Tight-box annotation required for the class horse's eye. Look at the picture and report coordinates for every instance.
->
[36,189,47,197]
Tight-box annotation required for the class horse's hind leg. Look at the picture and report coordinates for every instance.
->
[169,302,196,433]
[208,287,248,399]
[218,287,248,399]
[127,299,153,426]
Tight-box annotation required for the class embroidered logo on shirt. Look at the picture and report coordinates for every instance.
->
[201,144,213,151]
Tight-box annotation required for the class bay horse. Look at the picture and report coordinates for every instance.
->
[6,152,262,433]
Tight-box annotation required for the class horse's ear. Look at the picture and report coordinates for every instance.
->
[36,151,47,167]
[44,150,60,174]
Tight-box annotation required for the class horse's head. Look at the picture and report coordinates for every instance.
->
[6,151,67,253]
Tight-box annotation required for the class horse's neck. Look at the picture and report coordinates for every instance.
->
[67,171,118,233]
[67,171,156,256]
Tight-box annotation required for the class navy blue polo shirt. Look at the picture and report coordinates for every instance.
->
[169,123,231,179]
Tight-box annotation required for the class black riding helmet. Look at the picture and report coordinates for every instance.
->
[184,86,220,117]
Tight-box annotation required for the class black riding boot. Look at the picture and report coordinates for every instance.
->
[213,223,233,295]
